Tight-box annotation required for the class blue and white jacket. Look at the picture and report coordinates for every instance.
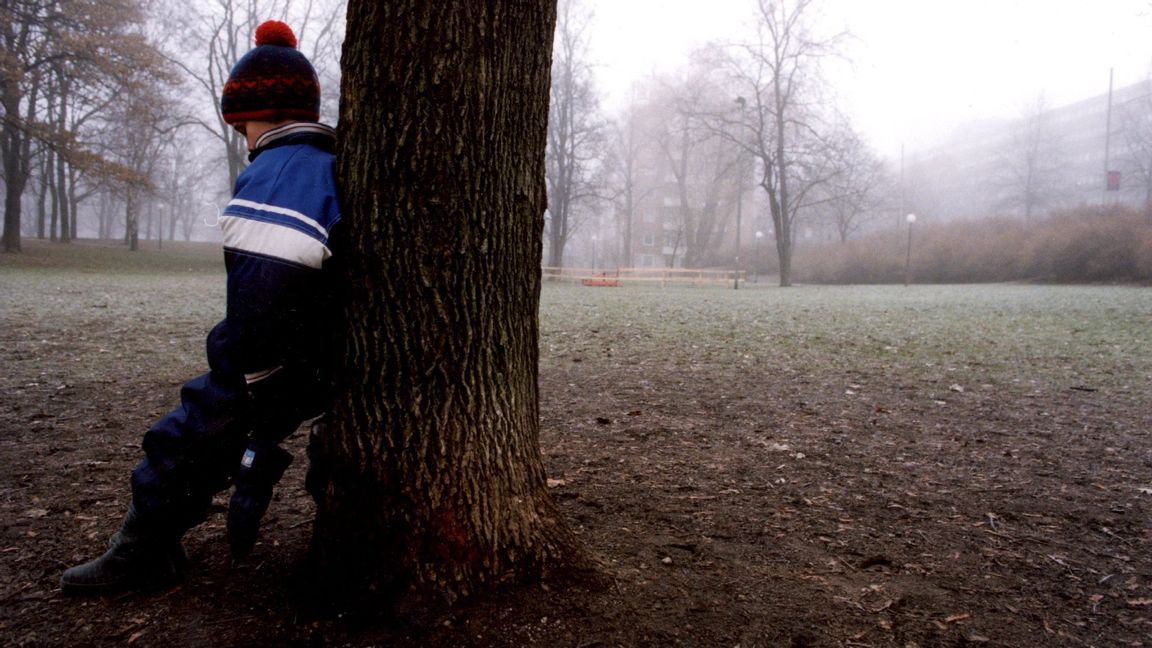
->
[206,122,341,383]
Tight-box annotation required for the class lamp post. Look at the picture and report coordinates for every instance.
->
[733,96,747,291]
[733,188,743,290]
[904,213,916,287]
[754,230,764,283]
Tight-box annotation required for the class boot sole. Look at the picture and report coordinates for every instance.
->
[60,572,181,597]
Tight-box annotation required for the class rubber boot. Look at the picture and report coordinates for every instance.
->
[60,503,185,596]
[227,441,292,562]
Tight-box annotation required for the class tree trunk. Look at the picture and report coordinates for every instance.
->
[56,77,71,243]
[2,91,27,252]
[36,157,48,239]
[68,167,80,241]
[622,182,633,268]
[48,150,60,242]
[310,0,582,607]
[125,192,139,251]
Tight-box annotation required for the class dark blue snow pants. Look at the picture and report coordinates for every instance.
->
[129,365,326,534]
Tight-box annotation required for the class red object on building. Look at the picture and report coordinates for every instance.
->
[1107,170,1121,191]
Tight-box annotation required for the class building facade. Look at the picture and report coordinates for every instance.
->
[905,79,1152,222]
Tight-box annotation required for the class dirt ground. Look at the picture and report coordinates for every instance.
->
[2,243,1151,647]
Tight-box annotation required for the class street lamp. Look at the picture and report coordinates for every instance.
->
[733,96,747,291]
[904,213,916,287]
[754,230,764,283]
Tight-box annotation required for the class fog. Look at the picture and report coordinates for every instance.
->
[587,0,1152,156]
[4,0,1151,284]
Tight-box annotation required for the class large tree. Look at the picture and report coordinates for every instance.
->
[1,0,167,251]
[605,99,653,269]
[651,66,747,269]
[544,0,603,269]
[309,0,582,606]
[714,0,845,286]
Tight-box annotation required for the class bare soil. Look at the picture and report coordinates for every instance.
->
[2,241,1151,647]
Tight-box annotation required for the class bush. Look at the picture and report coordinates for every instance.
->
[793,207,1152,284]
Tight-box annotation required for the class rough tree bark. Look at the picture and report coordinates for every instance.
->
[309,0,584,606]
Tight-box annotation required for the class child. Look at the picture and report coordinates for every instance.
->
[61,20,341,594]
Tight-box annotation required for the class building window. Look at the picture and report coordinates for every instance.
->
[640,254,655,267]
[642,234,655,246]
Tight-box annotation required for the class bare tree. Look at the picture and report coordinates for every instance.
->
[1117,79,1152,220]
[808,125,891,243]
[995,95,1066,223]
[604,97,656,268]
[160,144,217,243]
[311,0,584,607]
[2,0,169,251]
[712,0,845,286]
[544,0,604,269]
[653,66,749,268]
[1,0,53,251]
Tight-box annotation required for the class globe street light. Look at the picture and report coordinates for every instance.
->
[904,213,916,287]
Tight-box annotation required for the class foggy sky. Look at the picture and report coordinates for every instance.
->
[586,0,1152,158]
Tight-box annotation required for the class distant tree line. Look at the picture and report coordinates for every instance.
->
[1,0,344,252]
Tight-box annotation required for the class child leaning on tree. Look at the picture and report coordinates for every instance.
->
[61,20,342,595]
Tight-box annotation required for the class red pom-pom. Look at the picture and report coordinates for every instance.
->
[255,20,297,48]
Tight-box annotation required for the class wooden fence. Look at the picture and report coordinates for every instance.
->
[542,266,746,286]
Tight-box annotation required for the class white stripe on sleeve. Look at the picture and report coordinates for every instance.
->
[220,215,332,269]
[226,198,329,239]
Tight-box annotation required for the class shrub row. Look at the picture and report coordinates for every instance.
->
[793,207,1152,284]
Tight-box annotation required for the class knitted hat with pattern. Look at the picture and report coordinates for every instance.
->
[221,21,320,124]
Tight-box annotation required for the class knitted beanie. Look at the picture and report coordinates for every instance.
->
[221,21,320,124]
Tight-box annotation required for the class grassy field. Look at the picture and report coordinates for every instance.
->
[541,281,1152,394]
[3,241,1151,647]
[7,239,1147,398]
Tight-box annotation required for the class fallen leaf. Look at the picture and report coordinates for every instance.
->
[945,613,971,624]
[24,509,48,519]
[546,478,568,488]
[1126,598,1152,607]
